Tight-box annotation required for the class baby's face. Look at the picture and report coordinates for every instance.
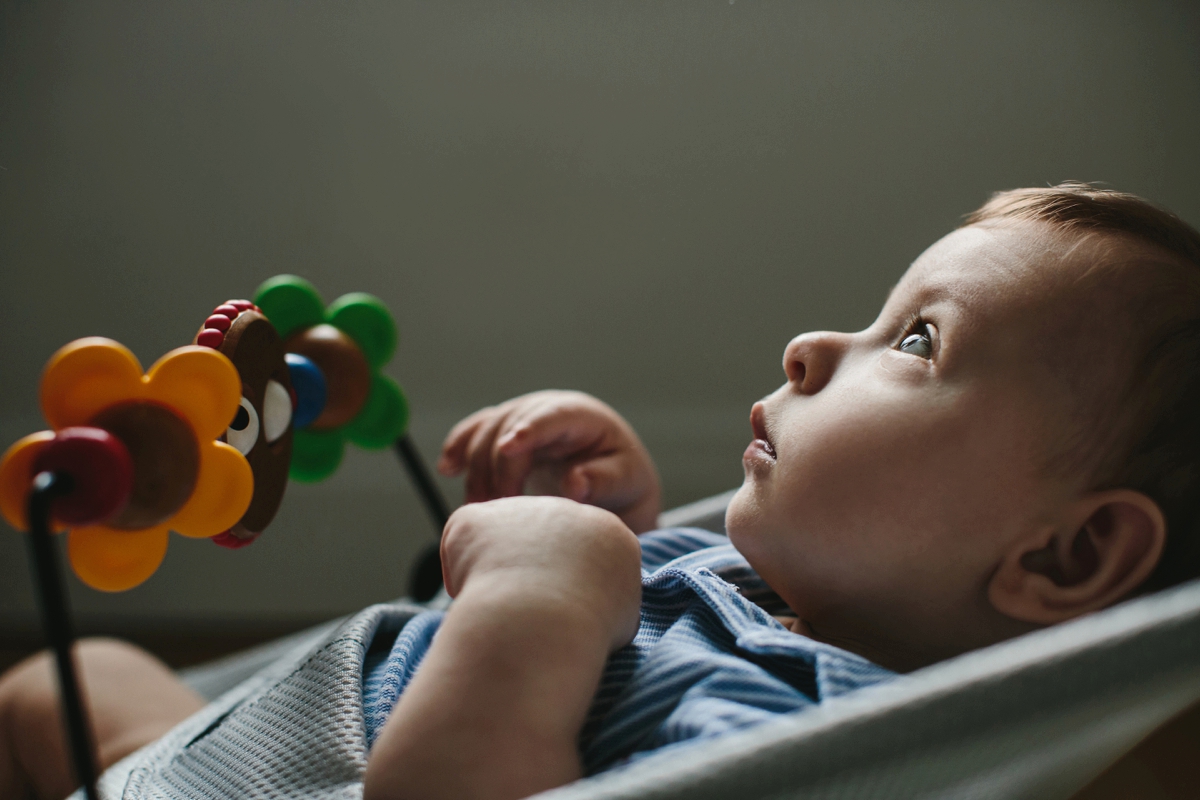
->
[726,220,1138,670]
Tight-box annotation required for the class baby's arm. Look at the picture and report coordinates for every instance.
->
[438,391,662,533]
[363,497,642,800]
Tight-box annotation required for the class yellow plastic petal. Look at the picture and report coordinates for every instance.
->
[144,346,242,441]
[68,525,169,592]
[40,339,144,430]
[0,432,55,531]
[167,442,253,538]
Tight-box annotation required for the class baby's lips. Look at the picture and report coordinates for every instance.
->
[750,402,777,458]
[750,402,769,443]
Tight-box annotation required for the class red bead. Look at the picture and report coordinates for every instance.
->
[196,329,225,349]
[214,304,240,318]
[32,427,134,526]
[212,530,258,549]
[204,314,232,332]
[229,299,253,311]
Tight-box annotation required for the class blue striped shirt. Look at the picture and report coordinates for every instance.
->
[363,528,895,773]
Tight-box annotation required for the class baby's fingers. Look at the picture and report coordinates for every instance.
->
[489,399,573,496]
[563,454,642,510]
[439,408,498,475]
[490,442,538,499]
[463,412,513,502]
[493,406,610,492]
[566,455,660,533]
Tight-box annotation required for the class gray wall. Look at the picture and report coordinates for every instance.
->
[2,1,1198,627]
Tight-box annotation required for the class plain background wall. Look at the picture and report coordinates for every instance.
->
[1,1,1198,630]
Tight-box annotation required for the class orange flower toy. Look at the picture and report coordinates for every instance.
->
[0,338,253,591]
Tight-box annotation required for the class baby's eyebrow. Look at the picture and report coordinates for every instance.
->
[883,277,965,321]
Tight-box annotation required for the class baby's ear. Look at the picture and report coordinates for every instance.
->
[988,490,1166,625]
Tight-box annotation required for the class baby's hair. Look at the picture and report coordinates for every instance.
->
[964,182,1200,594]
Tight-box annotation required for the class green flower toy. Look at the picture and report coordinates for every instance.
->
[254,275,409,481]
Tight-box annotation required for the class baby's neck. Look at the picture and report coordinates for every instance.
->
[771,615,811,636]
[773,615,939,674]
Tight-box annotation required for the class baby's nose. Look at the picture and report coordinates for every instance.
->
[783,331,846,394]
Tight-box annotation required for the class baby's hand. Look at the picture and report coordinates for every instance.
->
[438,390,662,533]
[440,496,643,652]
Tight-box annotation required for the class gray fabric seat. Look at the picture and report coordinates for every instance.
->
[131,491,1200,799]
[94,603,425,799]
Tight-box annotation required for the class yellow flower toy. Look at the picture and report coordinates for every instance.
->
[0,338,253,591]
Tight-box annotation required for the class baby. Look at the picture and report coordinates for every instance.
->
[3,183,1200,800]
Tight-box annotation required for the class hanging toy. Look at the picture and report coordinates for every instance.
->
[209,276,447,599]
[253,275,409,482]
[192,300,294,548]
[0,339,252,591]
[0,283,437,800]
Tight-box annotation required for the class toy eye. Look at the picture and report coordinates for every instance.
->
[227,397,260,455]
[262,379,292,444]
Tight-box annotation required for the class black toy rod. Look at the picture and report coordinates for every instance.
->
[393,434,452,602]
[393,433,451,532]
[26,471,100,800]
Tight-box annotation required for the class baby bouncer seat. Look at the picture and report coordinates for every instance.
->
[157,489,1200,800]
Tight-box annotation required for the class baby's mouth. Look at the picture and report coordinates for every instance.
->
[750,402,776,459]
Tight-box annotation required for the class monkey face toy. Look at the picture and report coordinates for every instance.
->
[194,301,294,547]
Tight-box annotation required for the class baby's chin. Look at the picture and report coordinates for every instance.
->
[723,481,761,549]
[725,482,794,605]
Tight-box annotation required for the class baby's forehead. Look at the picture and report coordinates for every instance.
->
[894,221,1152,325]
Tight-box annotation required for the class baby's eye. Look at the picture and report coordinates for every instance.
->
[898,324,933,359]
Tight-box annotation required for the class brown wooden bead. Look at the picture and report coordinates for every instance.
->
[284,324,371,431]
[218,311,293,537]
[90,402,199,530]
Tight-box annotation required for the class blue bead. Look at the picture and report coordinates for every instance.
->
[286,353,328,430]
